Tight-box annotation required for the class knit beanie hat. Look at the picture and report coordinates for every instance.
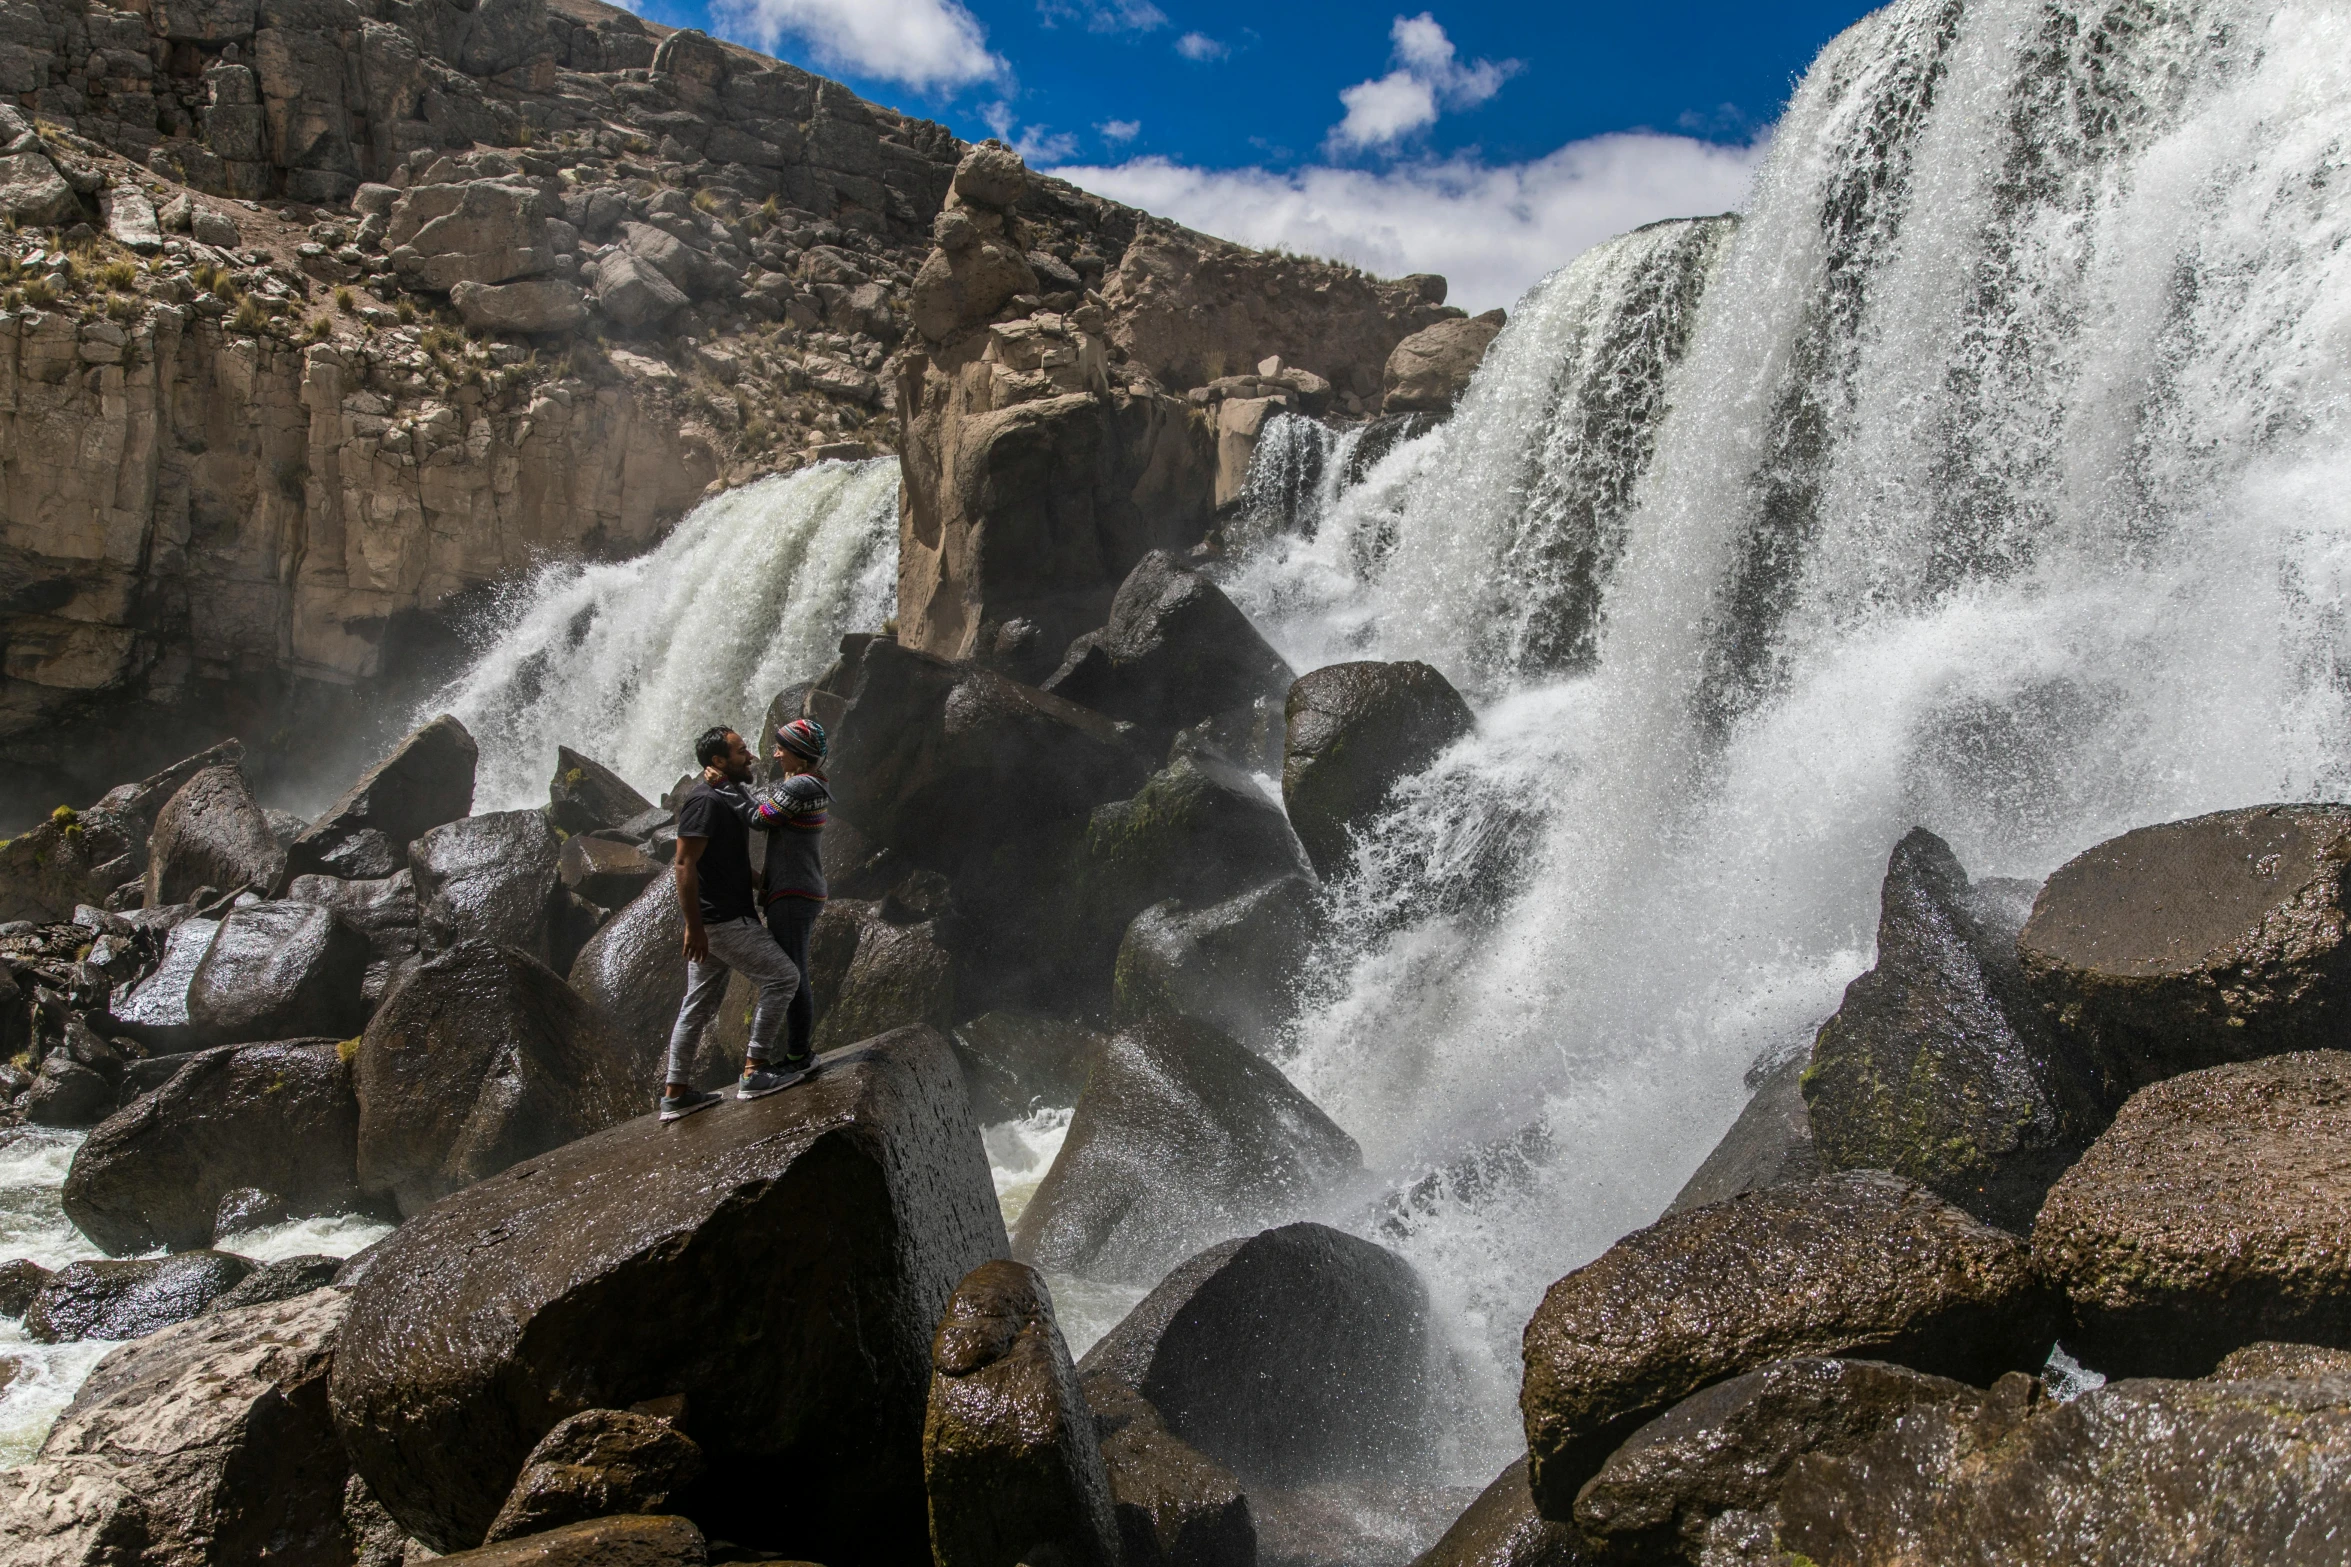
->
[776,717,829,761]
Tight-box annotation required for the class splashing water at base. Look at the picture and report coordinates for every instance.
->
[434,459,900,809]
[0,1128,390,1467]
[985,1106,1072,1231]
[1222,0,2351,1480]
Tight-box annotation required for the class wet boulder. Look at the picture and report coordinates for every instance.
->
[143,765,285,907]
[1573,1357,1977,1557]
[213,1186,288,1238]
[559,835,662,911]
[1080,1223,1427,1487]
[62,1038,361,1256]
[826,638,1154,875]
[205,1255,342,1313]
[0,805,142,924]
[1283,662,1475,878]
[566,881,743,1093]
[1410,1457,1586,1567]
[1776,1372,2351,1566]
[437,1514,708,1565]
[25,1251,256,1342]
[412,810,569,967]
[1114,876,1321,1051]
[484,1409,705,1545]
[330,1026,1006,1560]
[1519,1170,2054,1518]
[287,869,421,1009]
[812,900,959,1053]
[1013,1018,1361,1284]
[2032,1049,2351,1376]
[281,714,478,888]
[0,1258,51,1316]
[1666,1054,1819,1216]
[547,747,654,837]
[0,1288,352,1565]
[951,1011,1104,1122]
[25,1053,114,1127]
[356,941,641,1218]
[1043,551,1296,738]
[105,912,220,1051]
[924,1259,1119,1567]
[1084,1374,1257,1567]
[1806,829,2101,1230]
[2019,803,2351,1092]
[92,738,246,837]
[185,900,370,1046]
[2212,1340,2351,1380]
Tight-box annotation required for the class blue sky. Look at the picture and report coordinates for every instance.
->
[629,0,1885,310]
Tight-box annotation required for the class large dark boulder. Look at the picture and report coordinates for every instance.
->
[826,638,1153,875]
[25,1053,115,1127]
[559,835,663,911]
[92,737,246,837]
[62,1038,362,1256]
[1084,1374,1257,1567]
[0,1259,49,1316]
[143,765,286,908]
[329,1026,1006,1560]
[2032,1049,2351,1376]
[484,1408,705,1545]
[950,1011,1104,1122]
[1114,877,1321,1051]
[287,869,422,1009]
[1012,1018,1360,1284]
[1408,1457,1586,1567]
[356,941,641,1218]
[25,1251,256,1342]
[1665,1054,1819,1216]
[1805,829,2101,1230]
[2018,803,2351,1093]
[925,1259,1119,1567]
[0,805,142,924]
[107,912,221,1050]
[1573,1357,1977,1558]
[1283,662,1475,878]
[547,747,654,837]
[1519,1170,2054,1519]
[1043,551,1295,738]
[185,901,371,1046]
[281,714,479,887]
[434,1514,708,1566]
[205,1255,343,1313]
[412,810,570,968]
[0,1288,352,1564]
[565,880,742,1092]
[1079,1223,1427,1487]
[811,899,959,1053]
[1776,1372,2351,1565]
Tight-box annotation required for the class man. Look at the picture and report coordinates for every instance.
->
[659,725,807,1122]
[737,718,830,1071]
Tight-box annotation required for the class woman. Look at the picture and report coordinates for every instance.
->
[739,717,831,1076]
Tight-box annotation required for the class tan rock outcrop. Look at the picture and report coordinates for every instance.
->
[1384,308,1507,413]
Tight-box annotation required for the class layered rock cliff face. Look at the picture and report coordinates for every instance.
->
[0,0,1465,817]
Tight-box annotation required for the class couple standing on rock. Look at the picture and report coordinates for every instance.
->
[658,717,833,1122]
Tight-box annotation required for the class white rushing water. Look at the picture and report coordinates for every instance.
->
[0,1129,389,1465]
[435,458,900,809]
[1218,0,2351,1477]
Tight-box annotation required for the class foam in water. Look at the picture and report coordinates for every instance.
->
[0,1129,388,1466]
[1221,0,2351,1480]
[434,458,900,809]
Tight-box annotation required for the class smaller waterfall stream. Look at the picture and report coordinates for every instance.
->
[434,459,900,810]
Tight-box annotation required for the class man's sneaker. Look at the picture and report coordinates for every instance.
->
[658,1088,723,1123]
[738,1060,811,1100]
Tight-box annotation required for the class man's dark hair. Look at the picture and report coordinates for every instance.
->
[694,726,737,768]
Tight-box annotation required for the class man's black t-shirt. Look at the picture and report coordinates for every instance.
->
[676,780,756,923]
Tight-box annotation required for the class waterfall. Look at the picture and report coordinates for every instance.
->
[432,459,900,810]
[1224,0,2351,1476]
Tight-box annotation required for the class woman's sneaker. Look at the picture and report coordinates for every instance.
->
[658,1087,724,1123]
[738,1060,811,1099]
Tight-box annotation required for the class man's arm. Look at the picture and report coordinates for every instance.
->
[675,834,709,962]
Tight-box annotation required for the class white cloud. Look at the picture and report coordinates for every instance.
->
[711,0,1004,91]
[1100,119,1142,143]
[1174,32,1229,62]
[1039,0,1168,30]
[981,102,1079,164]
[1052,132,1766,314]
[1329,12,1519,153]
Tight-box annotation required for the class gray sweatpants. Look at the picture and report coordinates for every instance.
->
[666,914,800,1085]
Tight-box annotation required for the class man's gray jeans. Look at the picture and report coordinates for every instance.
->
[666,915,800,1085]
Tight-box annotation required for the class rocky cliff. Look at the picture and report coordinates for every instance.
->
[0,0,1465,818]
